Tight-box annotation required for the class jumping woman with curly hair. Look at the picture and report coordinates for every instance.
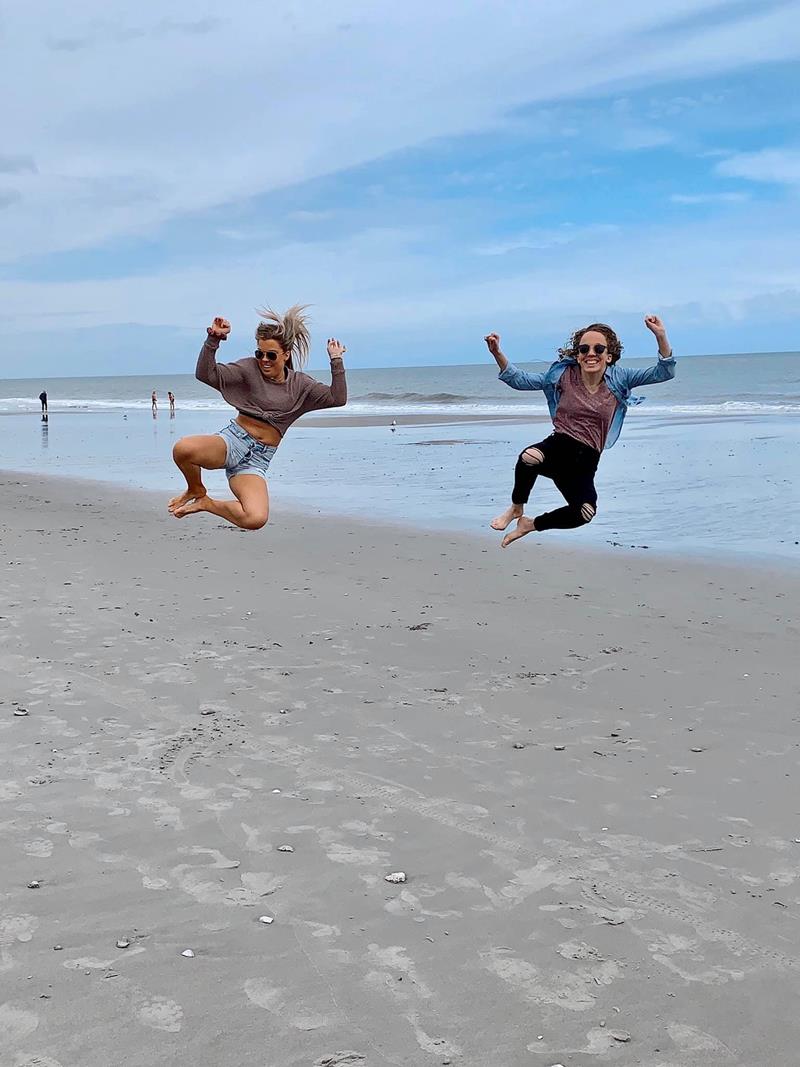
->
[168,306,347,530]
[485,316,675,547]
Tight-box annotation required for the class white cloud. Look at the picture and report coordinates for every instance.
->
[3,202,798,338]
[477,224,620,256]
[613,127,674,151]
[670,192,750,203]
[2,0,800,261]
[716,148,800,185]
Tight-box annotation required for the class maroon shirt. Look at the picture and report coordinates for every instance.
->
[553,364,617,453]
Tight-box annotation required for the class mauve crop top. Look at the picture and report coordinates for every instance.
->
[196,332,347,436]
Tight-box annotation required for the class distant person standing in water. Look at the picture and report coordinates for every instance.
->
[39,390,48,415]
[486,315,676,547]
[168,305,347,530]
[168,391,175,415]
[151,390,158,414]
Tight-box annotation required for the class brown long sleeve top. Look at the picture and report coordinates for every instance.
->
[196,333,347,437]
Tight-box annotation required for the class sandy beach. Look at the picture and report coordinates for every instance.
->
[2,471,799,1067]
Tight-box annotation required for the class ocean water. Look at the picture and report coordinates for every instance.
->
[1,353,798,564]
[1,351,799,418]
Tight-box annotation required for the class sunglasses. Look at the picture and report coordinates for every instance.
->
[254,349,280,362]
[577,343,608,356]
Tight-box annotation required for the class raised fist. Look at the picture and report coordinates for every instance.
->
[208,316,231,339]
[484,332,502,357]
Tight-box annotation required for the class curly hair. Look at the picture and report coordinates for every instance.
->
[254,304,311,370]
[558,322,624,365]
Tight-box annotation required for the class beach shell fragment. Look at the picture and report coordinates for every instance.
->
[181,949,195,958]
[384,872,407,884]
[116,938,131,949]
[277,844,294,853]
[513,742,525,750]
[610,1030,631,1042]
[27,880,41,889]
[14,708,29,717]
[258,915,274,925]
[553,744,566,751]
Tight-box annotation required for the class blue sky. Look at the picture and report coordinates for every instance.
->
[2,0,800,375]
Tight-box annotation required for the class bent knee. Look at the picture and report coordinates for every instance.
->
[580,502,596,524]
[173,438,194,461]
[520,446,545,466]
[242,513,269,531]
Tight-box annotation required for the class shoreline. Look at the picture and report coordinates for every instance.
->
[2,471,799,1066]
[4,460,800,571]
[1,407,797,429]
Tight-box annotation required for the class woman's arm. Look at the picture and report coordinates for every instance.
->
[621,315,677,389]
[485,332,546,391]
[305,338,348,409]
[196,316,230,389]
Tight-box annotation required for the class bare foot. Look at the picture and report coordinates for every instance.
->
[173,497,212,519]
[168,486,207,514]
[491,504,523,531]
[501,516,537,547]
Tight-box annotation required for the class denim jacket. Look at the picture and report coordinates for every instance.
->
[498,354,676,449]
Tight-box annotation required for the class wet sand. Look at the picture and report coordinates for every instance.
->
[1,471,799,1067]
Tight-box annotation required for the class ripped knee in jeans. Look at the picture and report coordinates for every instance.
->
[580,502,596,523]
[520,446,545,466]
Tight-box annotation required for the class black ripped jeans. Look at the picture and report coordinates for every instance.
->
[511,432,600,531]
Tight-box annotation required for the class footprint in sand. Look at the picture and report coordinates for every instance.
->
[318,834,390,869]
[137,864,170,891]
[528,1026,633,1056]
[21,839,54,859]
[0,1003,40,1044]
[0,916,38,972]
[135,996,184,1033]
[481,948,597,1011]
[0,915,38,946]
[243,978,333,1031]
[667,1021,735,1057]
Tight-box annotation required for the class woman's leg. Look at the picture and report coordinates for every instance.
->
[534,465,598,531]
[173,473,269,530]
[491,443,547,530]
[168,434,228,513]
[502,445,597,546]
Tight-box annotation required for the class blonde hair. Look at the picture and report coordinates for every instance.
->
[254,304,311,370]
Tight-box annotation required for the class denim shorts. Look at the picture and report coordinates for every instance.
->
[217,420,278,481]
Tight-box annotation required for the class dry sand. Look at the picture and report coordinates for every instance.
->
[1,471,799,1067]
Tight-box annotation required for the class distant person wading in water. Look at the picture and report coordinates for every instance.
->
[39,391,48,416]
[486,315,676,547]
[168,305,347,530]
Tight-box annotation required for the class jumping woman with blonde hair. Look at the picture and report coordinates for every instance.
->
[486,315,676,547]
[168,306,347,529]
